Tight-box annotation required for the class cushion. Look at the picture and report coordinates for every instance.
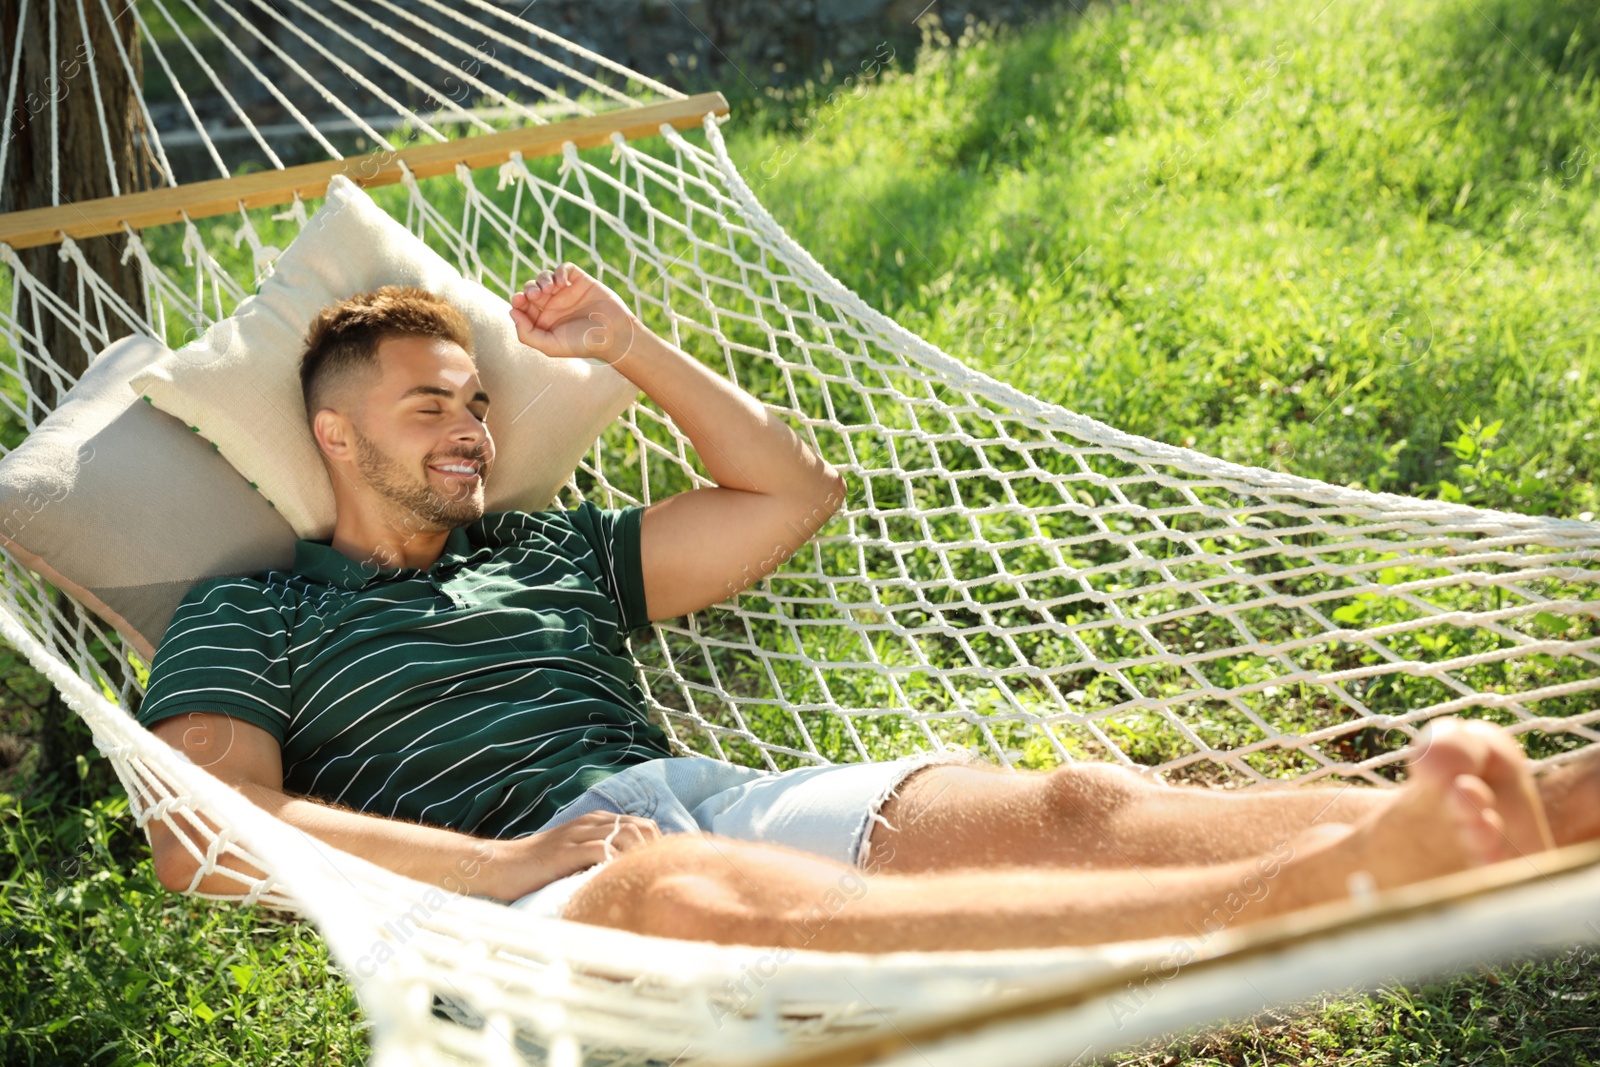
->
[128,173,641,540]
[0,334,297,662]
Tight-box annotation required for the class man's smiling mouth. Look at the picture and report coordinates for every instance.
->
[428,459,483,480]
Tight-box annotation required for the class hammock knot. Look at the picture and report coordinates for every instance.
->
[116,225,147,267]
[179,218,205,268]
[230,210,281,283]
[496,154,523,192]
[558,140,580,176]
[204,826,234,865]
[4,17,1599,1058]
[548,1033,582,1067]
[146,795,178,823]
[240,880,273,908]
[270,194,310,229]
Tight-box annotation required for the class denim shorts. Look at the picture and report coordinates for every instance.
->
[509,750,972,919]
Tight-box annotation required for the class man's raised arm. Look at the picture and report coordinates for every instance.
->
[511,263,848,622]
[148,712,660,901]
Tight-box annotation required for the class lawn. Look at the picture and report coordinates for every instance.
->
[4,0,1600,1062]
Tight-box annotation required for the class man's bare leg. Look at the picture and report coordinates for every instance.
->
[565,722,1553,951]
[871,719,1584,873]
[868,761,1388,873]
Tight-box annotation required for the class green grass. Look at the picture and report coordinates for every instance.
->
[721,0,1600,519]
[0,655,365,1066]
[5,0,1600,1061]
[0,793,364,1065]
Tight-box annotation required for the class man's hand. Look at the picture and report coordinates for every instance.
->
[495,811,663,900]
[509,262,636,364]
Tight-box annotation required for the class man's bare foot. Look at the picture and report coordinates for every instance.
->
[1412,717,1554,857]
[1284,718,1554,903]
[1535,741,1600,847]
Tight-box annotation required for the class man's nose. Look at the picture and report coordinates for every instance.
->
[449,409,487,444]
[447,415,491,461]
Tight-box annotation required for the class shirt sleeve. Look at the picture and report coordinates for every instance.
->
[136,576,293,745]
[563,500,652,635]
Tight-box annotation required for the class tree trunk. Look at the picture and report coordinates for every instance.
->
[1,0,151,778]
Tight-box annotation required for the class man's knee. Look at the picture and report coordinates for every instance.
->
[562,835,760,942]
[1040,761,1152,823]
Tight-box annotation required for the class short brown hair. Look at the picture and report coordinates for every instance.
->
[298,286,474,423]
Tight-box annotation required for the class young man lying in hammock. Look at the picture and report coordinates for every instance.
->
[141,265,1600,952]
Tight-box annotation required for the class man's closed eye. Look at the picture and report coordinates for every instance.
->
[420,408,489,420]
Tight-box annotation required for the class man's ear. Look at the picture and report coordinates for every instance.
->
[311,408,353,463]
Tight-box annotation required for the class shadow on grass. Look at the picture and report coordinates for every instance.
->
[1418,0,1600,200]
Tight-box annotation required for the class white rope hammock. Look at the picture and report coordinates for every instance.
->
[2,3,1599,1064]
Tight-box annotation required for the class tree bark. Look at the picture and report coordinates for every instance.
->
[1,0,152,778]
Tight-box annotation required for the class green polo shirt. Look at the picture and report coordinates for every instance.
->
[137,503,674,839]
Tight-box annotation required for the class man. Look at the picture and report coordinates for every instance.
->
[142,263,1599,953]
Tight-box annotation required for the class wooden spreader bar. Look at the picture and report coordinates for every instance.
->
[0,92,729,250]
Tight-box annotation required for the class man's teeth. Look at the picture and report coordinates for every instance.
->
[435,463,478,475]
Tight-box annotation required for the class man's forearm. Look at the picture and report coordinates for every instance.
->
[157,783,519,901]
[241,784,509,897]
[608,320,837,494]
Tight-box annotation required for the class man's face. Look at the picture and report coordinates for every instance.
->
[345,334,495,533]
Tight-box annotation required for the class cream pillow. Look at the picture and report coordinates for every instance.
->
[0,334,296,661]
[129,174,639,539]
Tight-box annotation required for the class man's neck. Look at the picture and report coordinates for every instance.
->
[329,512,452,571]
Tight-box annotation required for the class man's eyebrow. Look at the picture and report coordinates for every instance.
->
[399,384,491,405]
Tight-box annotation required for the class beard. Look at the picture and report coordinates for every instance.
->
[351,426,489,534]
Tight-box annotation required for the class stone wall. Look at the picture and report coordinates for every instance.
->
[147,0,1086,176]
[540,0,1090,89]
[204,0,1088,120]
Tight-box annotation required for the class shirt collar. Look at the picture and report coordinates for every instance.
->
[292,524,477,590]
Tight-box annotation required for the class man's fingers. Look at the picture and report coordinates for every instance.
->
[566,811,660,840]
[518,263,583,299]
[610,826,658,850]
[602,815,659,855]
[521,266,570,296]
[568,813,661,863]
[569,810,655,827]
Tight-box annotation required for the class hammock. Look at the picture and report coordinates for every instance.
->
[2,3,1598,1065]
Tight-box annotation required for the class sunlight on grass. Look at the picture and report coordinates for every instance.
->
[5,0,1600,1062]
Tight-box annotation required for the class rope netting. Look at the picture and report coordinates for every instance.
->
[2,3,1600,1065]
[0,0,680,196]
